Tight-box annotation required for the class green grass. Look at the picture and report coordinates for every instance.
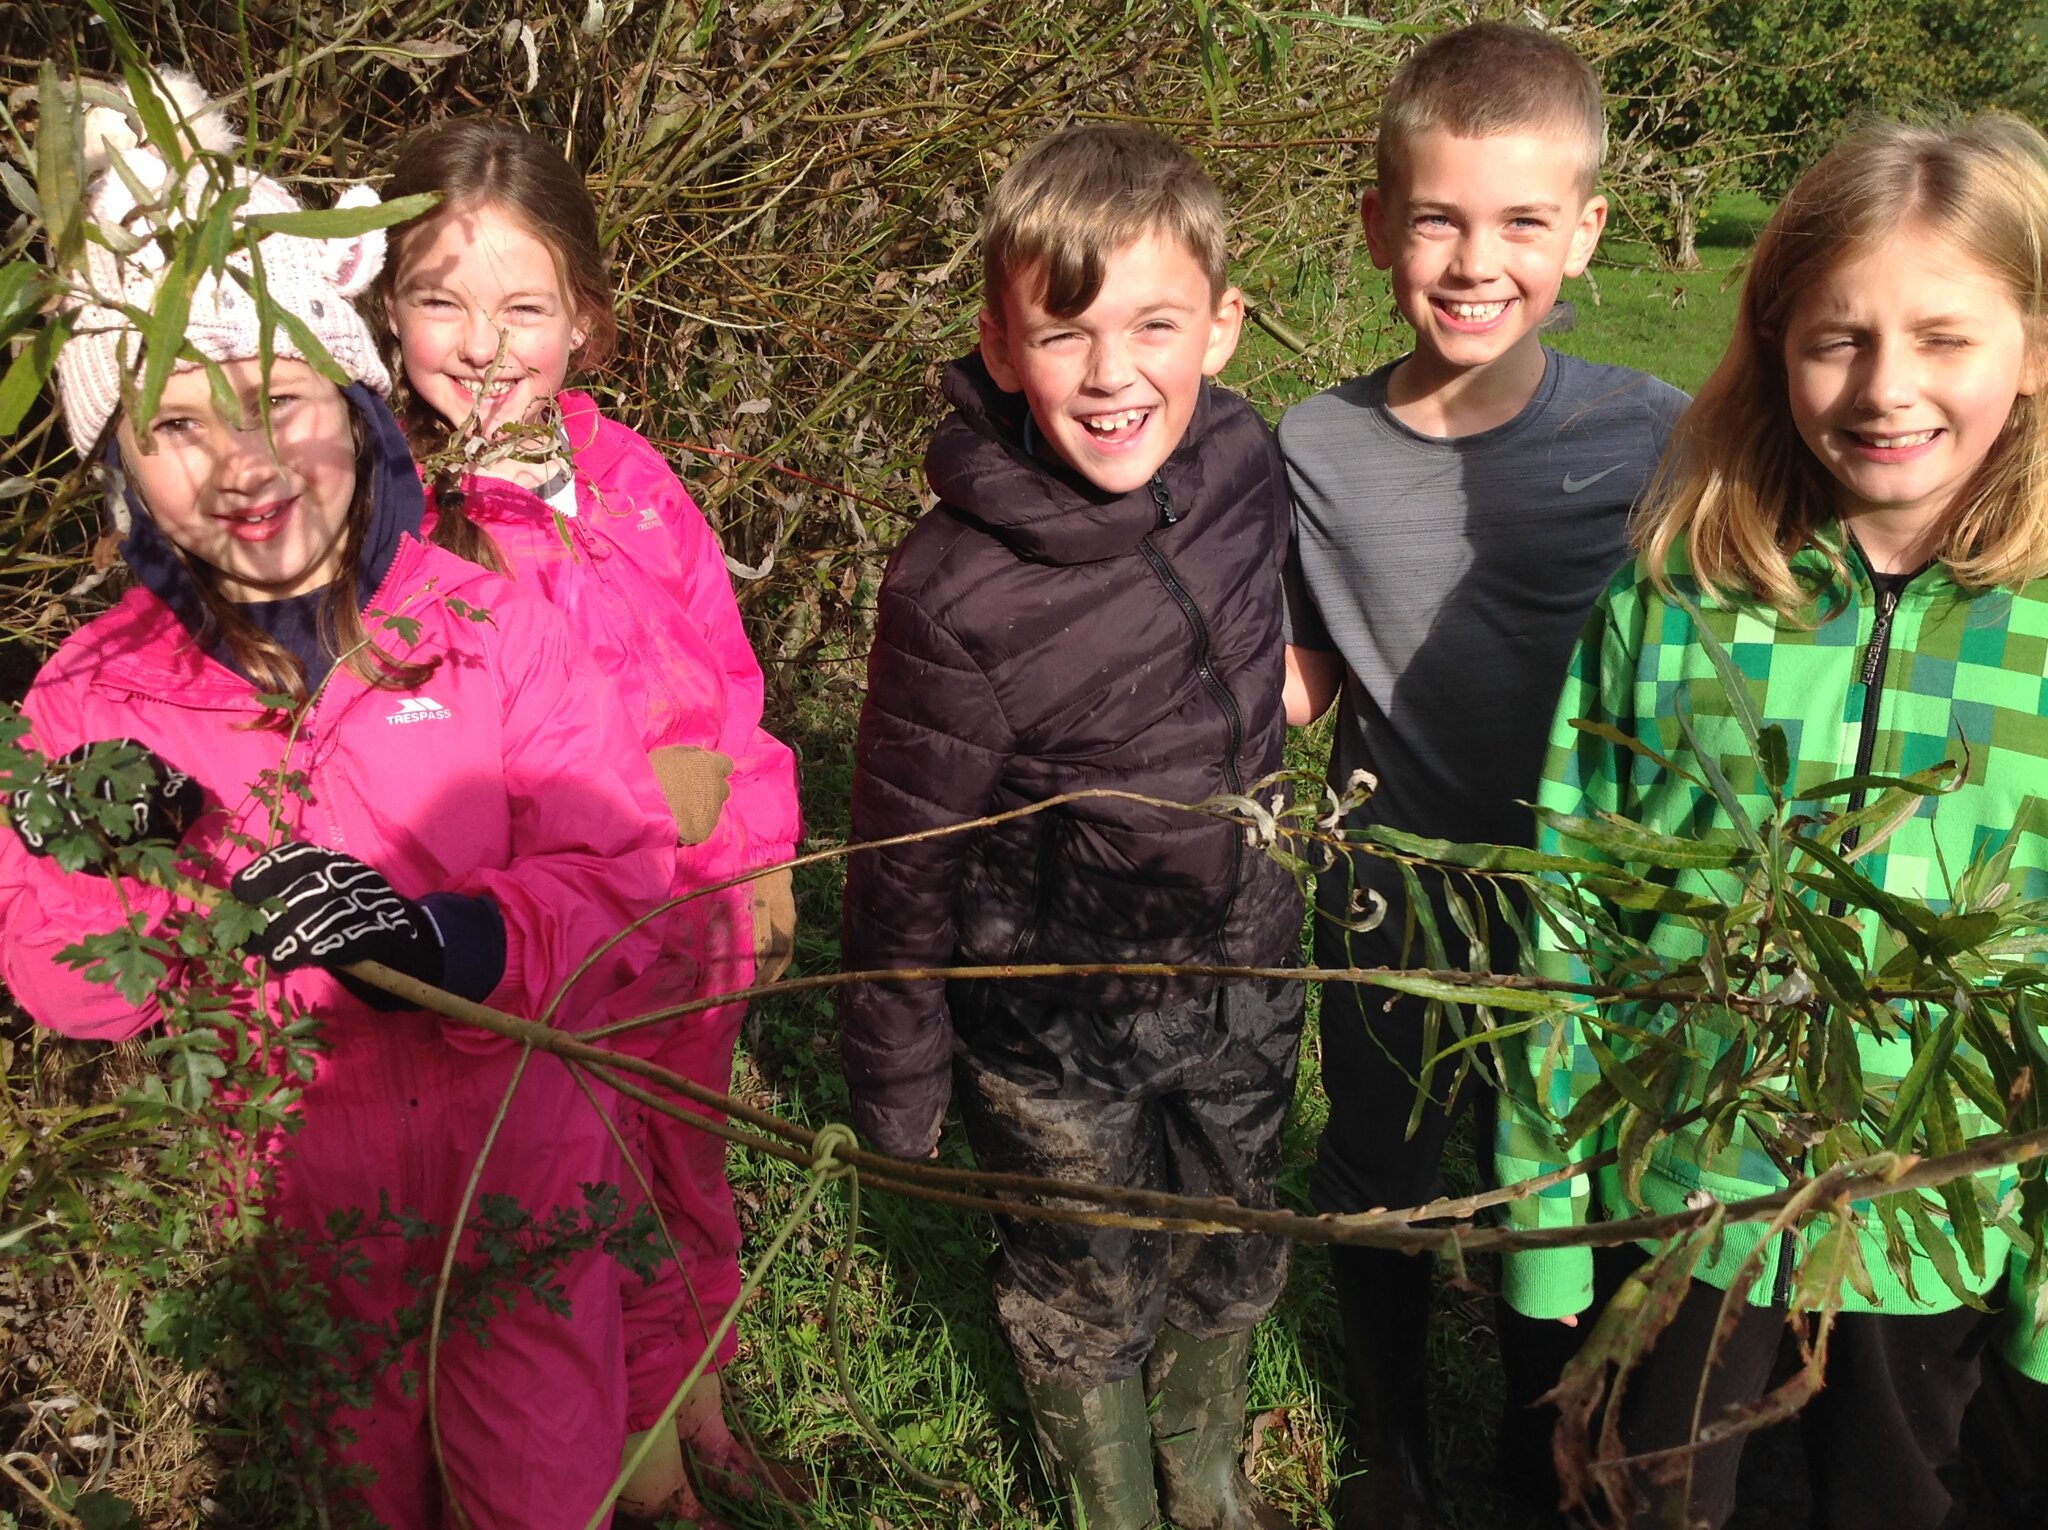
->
[701,202,1766,1530]
[1546,190,1768,395]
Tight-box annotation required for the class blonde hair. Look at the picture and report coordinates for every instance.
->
[1377,22,1605,199]
[1641,113,2048,613]
[981,123,1228,319]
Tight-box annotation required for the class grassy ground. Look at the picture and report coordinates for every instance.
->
[691,206,1778,1530]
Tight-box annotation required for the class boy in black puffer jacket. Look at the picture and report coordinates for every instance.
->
[840,124,1302,1530]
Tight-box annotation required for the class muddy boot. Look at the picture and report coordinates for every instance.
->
[1023,1371,1162,1530]
[1145,1326,1293,1529]
[1331,1246,1435,1530]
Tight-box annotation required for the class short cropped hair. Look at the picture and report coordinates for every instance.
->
[1377,22,1605,197]
[981,123,1229,320]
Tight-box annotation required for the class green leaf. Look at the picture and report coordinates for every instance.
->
[1672,582,1767,742]
[1531,808,1752,869]
[266,302,350,387]
[1557,1072,1626,1147]
[1882,1012,1957,1154]
[0,311,73,433]
[0,262,48,346]
[119,60,182,166]
[1902,1194,1988,1308]
[1818,1005,1865,1125]
[0,161,41,218]
[1584,1031,1671,1114]
[1780,897,1875,1021]
[1577,873,1728,918]
[1673,691,1763,851]
[1349,821,1610,876]
[134,252,197,430]
[377,612,423,647]
[1566,716,1701,784]
[1799,763,1960,804]
[37,61,87,272]
[73,1490,142,1530]
[1363,971,1574,1014]
[242,191,444,240]
[1757,723,1789,797]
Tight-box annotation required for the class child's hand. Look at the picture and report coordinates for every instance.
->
[5,738,204,870]
[647,746,733,845]
[230,842,444,1010]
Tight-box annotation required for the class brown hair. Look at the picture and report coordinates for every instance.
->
[981,123,1229,320]
[1640,113,2048,612]
[1376,22,1605,198]
[371,118,616,572]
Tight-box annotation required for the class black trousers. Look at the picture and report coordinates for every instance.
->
[951,973,1304,1387]
[1603,1253,2000,1530]
[1311,869,1576,1509]
[1309,866,1504,1217]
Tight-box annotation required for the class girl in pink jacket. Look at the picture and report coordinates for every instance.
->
[1,99,677,1528]
[374,118,804,1521]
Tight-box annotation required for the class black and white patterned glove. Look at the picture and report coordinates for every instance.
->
[5,738,204,869]
[230,842,445,1010]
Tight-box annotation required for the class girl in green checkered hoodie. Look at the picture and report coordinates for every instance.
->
[1497,115,2048,1528]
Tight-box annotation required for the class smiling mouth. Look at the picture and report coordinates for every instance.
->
[1850,429,1941,450]
[226,501,289,526]
[457,378,520,404]
[1436,298,1514,324]
[1078,407,1152,443]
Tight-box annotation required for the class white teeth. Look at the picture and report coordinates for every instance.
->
[1444,300,1510,320]
[1081,409,1147,434]
[1862,430,1938,449]
[463,379,515,400]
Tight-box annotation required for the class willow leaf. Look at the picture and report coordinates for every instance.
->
[1565,717,1700,784]
[1881,1013,1956,1155]
[242,191,444,240]
[1532,809,1752,870]
[1364,971,1572,1015]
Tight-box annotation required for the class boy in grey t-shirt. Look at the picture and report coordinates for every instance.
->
[1279,23,1685,1527]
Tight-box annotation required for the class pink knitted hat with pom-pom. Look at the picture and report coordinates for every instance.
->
[52,70,392,452]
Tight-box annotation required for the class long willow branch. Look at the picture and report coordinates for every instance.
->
[146,866,2045,1252]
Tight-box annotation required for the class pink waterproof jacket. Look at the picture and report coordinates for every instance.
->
[2,534,676,1041]
[0,535,677,1528]
[569,389,806,893]
[465,391,802,897]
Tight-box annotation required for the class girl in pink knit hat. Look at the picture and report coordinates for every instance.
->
[372,119,806,1525]
[3,77,679,1527]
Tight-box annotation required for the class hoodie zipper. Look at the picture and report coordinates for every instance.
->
[1134,469,1246,953]
[1772,554,1911,1308]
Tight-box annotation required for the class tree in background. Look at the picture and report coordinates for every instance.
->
[1591,0,2046,267]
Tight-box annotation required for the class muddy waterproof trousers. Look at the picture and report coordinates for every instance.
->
[951,973,1304,1387]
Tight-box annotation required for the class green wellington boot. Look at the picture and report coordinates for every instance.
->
[1145,1326,1293,1530]
[1022,1371,1163,1530]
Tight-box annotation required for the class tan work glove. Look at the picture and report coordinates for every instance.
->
[749,864,797,987]
[647,746,733,845]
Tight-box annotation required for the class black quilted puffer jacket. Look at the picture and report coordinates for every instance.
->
[838,352,1303,1157]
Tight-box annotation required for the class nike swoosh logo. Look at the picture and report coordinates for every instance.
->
[1562,465,1624,494]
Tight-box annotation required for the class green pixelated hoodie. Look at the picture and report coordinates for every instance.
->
[1496,530,2048,1382]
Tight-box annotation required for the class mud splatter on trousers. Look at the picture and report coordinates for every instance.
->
[950,973,1304,1387]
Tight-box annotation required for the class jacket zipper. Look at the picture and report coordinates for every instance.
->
[1774,558,1907,1307]
[1138,473,1244,795]
[1135,470,1246,952]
